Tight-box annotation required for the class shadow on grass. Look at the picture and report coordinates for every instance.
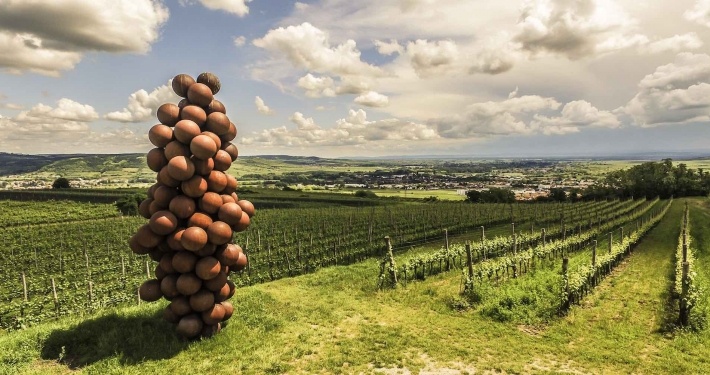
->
[39,311,188,369]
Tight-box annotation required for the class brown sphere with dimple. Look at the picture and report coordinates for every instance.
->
[222,143,239,161]
[221,194,236,204]
[181,226,208,251]
[181,175,208,198]
[164,140,191,160]
[190,134,217,160]
[215,243,241,266]
[197,72,221,94]
[163,306,181,324]
[170,296,193,316]
[235,251,248,271]
[188,212,213,229]
[203,271,227,291]
[173,119,201,144]
[189,289,215,312]
[207,170,227,193]
[207,221,233,245]
[233,211,251,232]
[176,273,202,295]
[192,156,214,176]
[139,279,163,302]
[149,124,173,148]
[160,274,180,299]
[135,224,163,248]
[172,251,198,273]
[221,301,234,321]
[157,103,181,126]
[139,198,153,219]
[207,99,226,114]
[167,156,195,181]
[152,186,175,209]
[205,112,231,136]
[167,228,185,251]
[195,256,221,280]
[201,303,225,325]
[129,235,151,255]
[202,131,222,150]
[217,202,243,226]
[172,74,195,98]
[220,123,237,143]
[176,314,203,339]
[237,200,256,217]
[223,174,238,194]
[180,105,207,126]
[150,210,178,235]
[147,148,168,172]
[198,192,223,214]
[187,83,214,107]
[213,150,232,172]
[169,195,195,219]
[158,167,180,188]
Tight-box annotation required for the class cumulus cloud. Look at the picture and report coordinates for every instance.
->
[297,74,336,98]
[16,98,98,123]
[0,0,168,75]
[514,0,639,59]
[375,39,404,55]
[685,0,710,27]
[532,100,620,134]
[193,0,251,17]
[255,96,274,115]
[233,36,246,47]
[623,52,710,126]
[405,39,459,77]
[354,91,390,107]
[105,80,180,123]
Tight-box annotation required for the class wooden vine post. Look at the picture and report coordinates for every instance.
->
[465,241,474,278]
[378,236,398,289]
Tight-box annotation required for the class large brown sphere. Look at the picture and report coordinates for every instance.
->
[192,156,214,176]
[181,175,208,198]
[159,253,175,274]
[135,224,163,248]
[176,314,203,339]
[221,122,237,143]
[201,323,221,338]
[173,119,202,144]
[215,243,242,266]
[169,296,193,316]
[172,250,198,273]
[139,198,153,219]
[187,212,213,229]
[222,143,239,161]
[207,171,228,193]
[149,124,173,148]
[205,112,231,136]
[169,195,196,219]
[160,274,180,299]
[237,199,256,217]
[154,264,168,281]
[163,306,181,324]
[158,167,180,188]
[176,273,202,295]
[214,281,231,302]
[235,251,248,271]
[201,303,225,325]
[167,228,186,251]
[180,105,207,126]
[202,131,222,150]
[190,134,218,160]
[221,194,236,204]
[233,211,251,232]
[198,192,223,214]
[196,243,217,257]
[139,279,163,302]
[149,200,165,216]
[197,72,221,94]
[172,74,195,98]
[178,98,191,109]
[221,301,234,321]
[223,174,238,194]
[157,103,181,126]
[181,226,208,251]
[187,83,214,107]
[147,183,160,199]
[217,202,243,226]
[189,289,215,312]
[152,186,176,208]
[195,256,221,280]
[167,156,195,181]
[129,235,151,255]
[203,271,228,291]
[207,221,233,245]
[149,210,178,236]
[164,140,191,160]
[147,148,168,172]
[206,99,226,114]
[213,150,232,172]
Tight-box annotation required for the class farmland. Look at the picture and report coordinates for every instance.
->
[0,185,709,373]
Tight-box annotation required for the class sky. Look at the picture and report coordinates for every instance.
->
[1,0,710,158]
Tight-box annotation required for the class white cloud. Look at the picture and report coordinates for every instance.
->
[233,35,247,47]
[405,39,459,77]
[641,33,703,54]
[532,100,620,134]
[624,53,710,126]
[255,96,274,115]
[685,0,710,27]
[105,80,180,123]
[354,91,390,107]
[297,74,336,98]
[374,39,404,55]
[181,0,251,17]
[0,0,168,76]
[16,98,98,123]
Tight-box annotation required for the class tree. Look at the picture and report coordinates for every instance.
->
[467,188,515,203]
[52,177,70,189]
[115,193,144,216]
[548,188,567,202]
[354,190,377,198]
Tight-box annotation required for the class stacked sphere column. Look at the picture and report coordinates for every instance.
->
[129,72,254,339]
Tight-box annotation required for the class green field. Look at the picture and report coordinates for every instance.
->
[0,197,708,374]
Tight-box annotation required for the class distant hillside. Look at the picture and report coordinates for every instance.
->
[36,154,145,174]
[0,153,79,176]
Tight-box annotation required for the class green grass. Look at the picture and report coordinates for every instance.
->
[2,199,710,374]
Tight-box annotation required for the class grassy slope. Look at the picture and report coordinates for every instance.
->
[2,199,710,374]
